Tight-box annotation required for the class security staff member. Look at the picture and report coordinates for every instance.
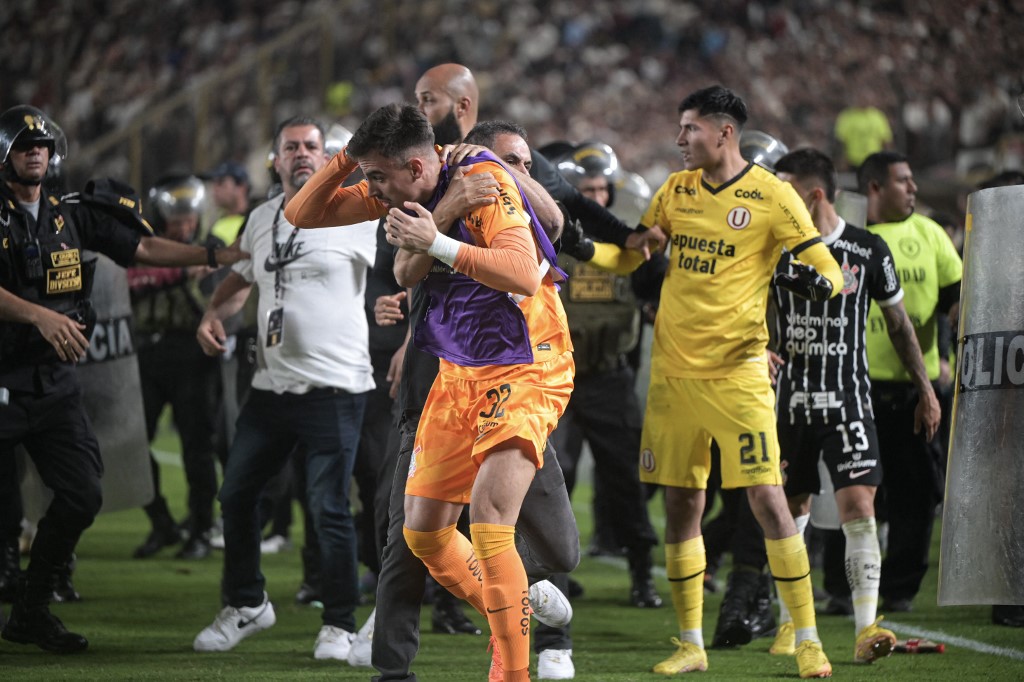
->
[0,105,245,654]
[859,151,962,613]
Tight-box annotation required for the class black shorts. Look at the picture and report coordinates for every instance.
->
[777,415,882,495]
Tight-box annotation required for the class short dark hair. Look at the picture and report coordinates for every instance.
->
[775,148,838,203]
[678,85,748,129]
[856,150,908,193]
[464,120,528,150]
[272,116,325,154]
[346,104,435,162]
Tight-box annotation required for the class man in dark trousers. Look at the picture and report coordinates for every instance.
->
[0,105,245,653]
[858,151,961,613]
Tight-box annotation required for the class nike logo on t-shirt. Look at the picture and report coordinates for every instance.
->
[849,469,871,479]
[264,252,307,272]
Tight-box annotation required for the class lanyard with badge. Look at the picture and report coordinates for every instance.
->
[266,201,299,348]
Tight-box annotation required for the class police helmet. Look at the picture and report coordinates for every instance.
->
[572,141,619,179]
[558,141,620,207]
[0,105,68,168]
[610,171,652,226]
[739,130,789,172]
[324,123,354,161]
[148,175,206,222]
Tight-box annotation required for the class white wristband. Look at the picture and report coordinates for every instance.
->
[426,231,461,267]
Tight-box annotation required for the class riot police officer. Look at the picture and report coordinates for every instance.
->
[546,140,663,609]
[0,105,246,653]
[129,175,222,561]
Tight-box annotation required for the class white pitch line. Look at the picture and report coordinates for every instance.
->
[885,620,1024,661]
[588,556,1024,662]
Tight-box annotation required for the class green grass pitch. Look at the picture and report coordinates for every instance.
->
[3,421,1023,680]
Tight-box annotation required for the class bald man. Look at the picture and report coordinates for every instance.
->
[414,63,665,258]
[415,63,478,147]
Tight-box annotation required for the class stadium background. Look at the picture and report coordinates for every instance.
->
[3,0,1023,213]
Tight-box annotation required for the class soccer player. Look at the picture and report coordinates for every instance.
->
[285,104,573,682]
[637,86,842,679]
[769,148,940,663]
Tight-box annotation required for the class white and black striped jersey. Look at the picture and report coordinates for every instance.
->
[772,220,903,425]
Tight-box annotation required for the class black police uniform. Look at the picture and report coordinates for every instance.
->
[0,182,141,650]
[351,217,407,575]
[547,248,660,597]
[129,240,220,558]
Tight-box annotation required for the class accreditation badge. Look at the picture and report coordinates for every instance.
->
[266,307,284,347]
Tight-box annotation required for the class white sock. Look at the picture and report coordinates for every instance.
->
[796,627,820,645]
[679,629,704,648]
[843,516,881,633]
[777,513,810,626]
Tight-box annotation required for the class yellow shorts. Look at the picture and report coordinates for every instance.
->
[406,352,574,504]
[639,372,781,489]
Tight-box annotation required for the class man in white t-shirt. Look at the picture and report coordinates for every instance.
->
[192,116,376,663]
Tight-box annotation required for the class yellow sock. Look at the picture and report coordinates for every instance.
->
[471,523,530,679]
[766,533,818,642]
[666,537,706,646]
[404,524,485,615]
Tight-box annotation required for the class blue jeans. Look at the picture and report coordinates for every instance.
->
[219,387,367,632]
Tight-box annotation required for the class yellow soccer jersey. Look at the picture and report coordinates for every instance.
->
[641,163,822,379]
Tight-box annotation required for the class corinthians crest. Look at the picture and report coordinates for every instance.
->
[840,262,860,295]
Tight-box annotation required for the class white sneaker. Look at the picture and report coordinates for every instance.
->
[193,594,276,652]
[528,580,573,628]
[347,607,375,667]
[313,624,354,660]
[208,519,224,549]
[260,535,292,554]
[538,648,575,679]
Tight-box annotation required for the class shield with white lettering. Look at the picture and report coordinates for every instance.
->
[939,185,1024,606]
[19,253,154,522]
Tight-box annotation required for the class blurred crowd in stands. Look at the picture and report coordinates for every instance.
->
[2,0,1022,191]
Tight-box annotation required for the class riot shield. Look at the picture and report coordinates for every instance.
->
[939,185,1024,606]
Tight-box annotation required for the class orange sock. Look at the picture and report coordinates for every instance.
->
[404,524,485,615]
[472,523,530,681]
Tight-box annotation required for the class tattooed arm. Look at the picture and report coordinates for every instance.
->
[881,301,941,441]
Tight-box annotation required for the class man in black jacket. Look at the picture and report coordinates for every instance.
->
[0,105,245,654]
